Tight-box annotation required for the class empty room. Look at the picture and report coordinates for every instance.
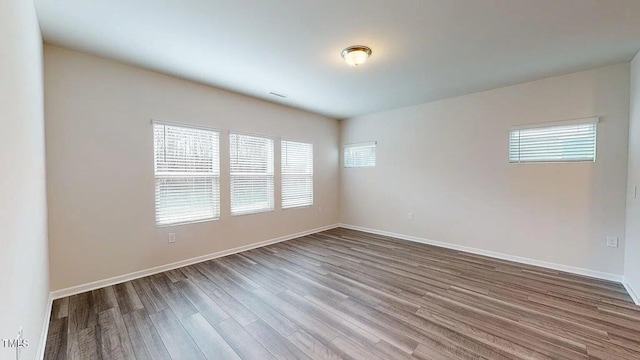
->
[2,0,640,359]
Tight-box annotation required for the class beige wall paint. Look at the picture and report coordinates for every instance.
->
[625,52,640,298]
[0,0,50,358]
[341,64,630,275]
[45,45,339,291]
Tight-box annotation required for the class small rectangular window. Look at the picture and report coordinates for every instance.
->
[344,141,376,168]
[282,140,313,209]
[509,118,598,163]
[153,123,220,226]
[230,132,274,215]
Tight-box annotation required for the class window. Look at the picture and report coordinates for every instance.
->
[281,140,313,209]
[509,118,598,163]
[153,123,220,226]
[230,133,274,215]
[344,141,376,168]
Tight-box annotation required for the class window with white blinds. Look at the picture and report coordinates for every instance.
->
[153,123,220,226]
[230,133,274,215]
[344,141,376,168]
[509,118,598,163]
[281,140,313,209]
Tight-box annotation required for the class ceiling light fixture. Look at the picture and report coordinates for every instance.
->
[341,45,372,66]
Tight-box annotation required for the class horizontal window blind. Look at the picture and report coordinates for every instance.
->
[344,141,376,168]
[509,121,597,163]
[153,123,220,226]
[230,133,274,215]
[282,140,313,209]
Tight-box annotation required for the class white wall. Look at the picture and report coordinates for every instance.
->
[341,64,630,277]
[0,1,50,359]
[45,45,339,291]
[625,52,640,302]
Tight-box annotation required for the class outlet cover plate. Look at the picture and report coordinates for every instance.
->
[606,236,618,248]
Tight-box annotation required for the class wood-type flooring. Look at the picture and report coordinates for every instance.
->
[44,228,640,359]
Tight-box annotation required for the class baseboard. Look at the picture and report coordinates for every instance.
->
[37,293,53,360]
[623,279,640,305]
[339,224,624,283]
[50,223,339,300]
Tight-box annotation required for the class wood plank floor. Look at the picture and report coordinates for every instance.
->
[44,228,640,359]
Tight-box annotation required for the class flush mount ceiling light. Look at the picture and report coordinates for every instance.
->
[341,45,372,66]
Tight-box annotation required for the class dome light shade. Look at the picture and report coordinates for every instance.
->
[341,45,372,66]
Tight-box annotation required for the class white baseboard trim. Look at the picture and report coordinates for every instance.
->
[37,293,53,360]
[339,224,624,283]
[623,279,640,305]
[50,224,339,301]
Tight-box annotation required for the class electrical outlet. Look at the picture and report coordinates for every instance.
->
[318,206,323,214]
[408,212,414,220]
[168,233,176,244]
[606,236,618,248]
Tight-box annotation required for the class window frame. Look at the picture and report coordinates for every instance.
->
[281,139,314,209]
[344,141,377,168]
[152,121,221,227]
[229,131,275,216]
[509,117,599,164]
